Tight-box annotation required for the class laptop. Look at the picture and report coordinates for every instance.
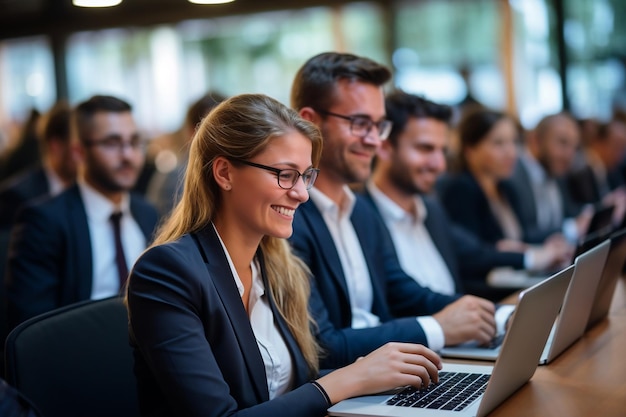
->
[586,227,626,330]
[440,239,610,362]
[327,265,572,417]
[538,238,611,364]
[585,203,616,236]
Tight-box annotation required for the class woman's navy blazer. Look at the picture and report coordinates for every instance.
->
[127,226,329,417]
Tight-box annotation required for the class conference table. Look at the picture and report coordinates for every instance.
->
[453,278,626,416]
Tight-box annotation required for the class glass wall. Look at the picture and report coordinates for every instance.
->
[564,0,626,121]
[392,0,569,128]
[0,36,56,152]
[1,0,624,146]
[392,0,505,123]
[64,3,387,137]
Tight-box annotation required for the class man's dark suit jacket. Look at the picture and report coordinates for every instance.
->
[359,189,524,292]
[0,166,54,342]
[0,166,50,228]
[437,170,537,244]
[289,194,458,369]
[127,226,328,417]
[509,157,581,242]
[5,184,158,331]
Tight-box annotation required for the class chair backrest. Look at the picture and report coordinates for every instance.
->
[0,377,43,417]
[0,227,12,377]
[4,296,139,417]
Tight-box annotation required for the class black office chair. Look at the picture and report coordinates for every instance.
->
[4,296,140,417]
[0,227,12,377]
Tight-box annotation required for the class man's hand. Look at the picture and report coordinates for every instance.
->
[432,295,496,346]
[496,239,527,253]
[527,234,574,271]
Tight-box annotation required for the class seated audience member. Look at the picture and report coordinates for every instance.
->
[437,108,572,270]
[289,52,500,369]
[0,109,41,182]
[0,100,76,228]
[362,91,533,300]
[0,102,76,347]
[454,64,485,124]
[567,117,626,221]
[146,91,226,219]
[5,95,158,331]
[510,112,592,244]
[126,93,443,417]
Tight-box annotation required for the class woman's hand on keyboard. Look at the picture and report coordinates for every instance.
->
[316,342,442,403]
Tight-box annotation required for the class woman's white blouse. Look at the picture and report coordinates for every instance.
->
[214,225,294,399]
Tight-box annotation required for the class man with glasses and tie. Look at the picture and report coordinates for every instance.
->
[288,52,498,369]
[5,95,158,332]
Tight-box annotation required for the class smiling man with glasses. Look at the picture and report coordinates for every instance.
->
[6,95,158,332]
[288,52,499,369]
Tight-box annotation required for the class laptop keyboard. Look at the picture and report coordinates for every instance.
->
[386,371,490,411]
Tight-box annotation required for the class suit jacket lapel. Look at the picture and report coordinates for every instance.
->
[350,199,387,313]
[256,251,311,385]
[193,227,269,403]
[32,167,51,196]
[423,200,456,270]
[299,201,350,302]
[129,195,157,243]
[513,159,538,225]
[67,186,94,301]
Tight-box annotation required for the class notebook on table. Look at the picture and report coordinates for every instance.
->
[327,264,572,417]
[440,238,610,362]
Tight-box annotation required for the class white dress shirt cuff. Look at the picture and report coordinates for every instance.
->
[562,218,579,244]
[416,316,445,351]
[495,304,516,336]
[523,251,533,270]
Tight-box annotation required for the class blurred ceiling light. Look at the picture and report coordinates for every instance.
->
[72,0,123,7]
[188,0,235,4]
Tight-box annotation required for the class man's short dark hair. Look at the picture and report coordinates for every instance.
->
[534,112,576,142]
[74,95,132,142]
[290,52,391,112]
[185,91,227,132]
[385,90,453,146]
[38,100,71,151]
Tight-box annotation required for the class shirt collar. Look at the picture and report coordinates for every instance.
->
[43,165,66,196]
[308,185,356,219]
[520,149,549,184]
[78,179,130,222]
[212,223,264,299]
[366,180,427,224]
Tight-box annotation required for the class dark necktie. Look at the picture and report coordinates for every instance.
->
[110,211,129,288]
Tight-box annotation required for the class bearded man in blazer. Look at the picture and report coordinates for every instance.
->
[363,91,528,302]
[0,101,77,229]
[6,95,158,332]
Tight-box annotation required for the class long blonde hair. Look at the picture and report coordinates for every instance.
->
[152,93,322,374]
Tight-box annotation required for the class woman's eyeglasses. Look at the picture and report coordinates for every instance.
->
[231,159,319,190]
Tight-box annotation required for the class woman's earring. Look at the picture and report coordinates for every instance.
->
[224,184,231,190]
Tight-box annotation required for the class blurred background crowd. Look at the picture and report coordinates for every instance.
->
[1,0,626,320]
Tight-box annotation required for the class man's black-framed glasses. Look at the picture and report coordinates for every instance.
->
[316,109,392,140]
[231,159,319,190]
[84,135,146,153]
